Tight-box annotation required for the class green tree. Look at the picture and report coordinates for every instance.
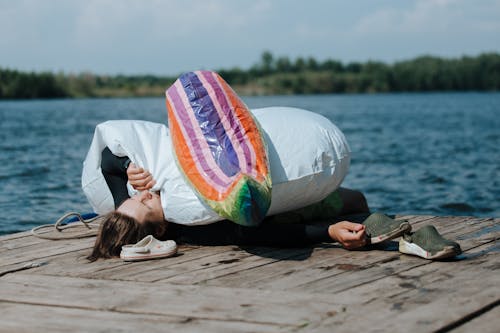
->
[276,56,292,72]
[261,51,274,75]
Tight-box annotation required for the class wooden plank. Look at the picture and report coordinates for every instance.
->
[0,273,343,327]
[0,215,498,333]
[19,244,214,280]
[87,245,257,281]
[147,216,439,285]
[308,240,500,332]
[186,216,483,289]
[298,216,497,293]
[204,216,486,290]
[0,236,57,254]
[0,301,285,333]
[6,239,318,284]
[401,214,439,225]
[409,215,487,232]
[152,246,312,284]
[0,229,92,254]
[317,240,499,306]
[425,217,496,237]
[208,245,401,291]
[451,304,500,333]
[151,216,434,285]
[0,237,94,268]
[0,230,33,241]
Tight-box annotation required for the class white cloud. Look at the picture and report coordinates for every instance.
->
[353,0,465,34]
[72,0,272,45]
[352,0,500,37]
[343,0,500,62]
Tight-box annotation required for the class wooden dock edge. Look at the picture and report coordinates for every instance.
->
[0,215,498,332]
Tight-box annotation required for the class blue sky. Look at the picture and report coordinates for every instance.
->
[1,0,499,75]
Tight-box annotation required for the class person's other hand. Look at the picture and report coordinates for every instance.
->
[126,163,156,191]
[328,221,367,249]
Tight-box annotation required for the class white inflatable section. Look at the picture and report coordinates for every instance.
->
[81,107,350,225]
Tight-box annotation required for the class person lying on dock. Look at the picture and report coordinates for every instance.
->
[84,112,461,263]
[89,147,374,261]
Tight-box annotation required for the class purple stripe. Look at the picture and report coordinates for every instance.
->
[179,72,240,177]
[167,85,229,187]
[201,71,255,174]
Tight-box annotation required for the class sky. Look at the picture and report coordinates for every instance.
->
[1,0,499,76]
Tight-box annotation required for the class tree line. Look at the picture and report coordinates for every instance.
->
[1,52,499,99]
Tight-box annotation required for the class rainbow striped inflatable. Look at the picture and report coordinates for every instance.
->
[165,71,272,226]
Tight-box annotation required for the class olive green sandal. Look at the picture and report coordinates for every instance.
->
[363,212,412,244]
[399,225,462,260]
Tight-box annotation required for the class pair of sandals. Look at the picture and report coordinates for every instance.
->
[363,212,462,260]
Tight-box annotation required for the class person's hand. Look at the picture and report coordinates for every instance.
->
[126,163,156,191]
[328,221,367,249]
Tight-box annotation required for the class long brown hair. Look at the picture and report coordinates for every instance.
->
[87,211,167,261]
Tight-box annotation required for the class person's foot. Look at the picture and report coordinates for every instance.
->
[363,212,411,244]
[399,225,462,260]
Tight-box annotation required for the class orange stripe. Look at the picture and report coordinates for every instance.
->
[167,100,216,199]
[167,99,239,201]
[218,74,269,180]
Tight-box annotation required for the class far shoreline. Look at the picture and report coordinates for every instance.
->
[1,52,499,100]
[1,90,500,103]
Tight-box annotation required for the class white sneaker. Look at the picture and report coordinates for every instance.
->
[120,235,177,261]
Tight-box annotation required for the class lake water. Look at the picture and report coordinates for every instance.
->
[0,93,499,235]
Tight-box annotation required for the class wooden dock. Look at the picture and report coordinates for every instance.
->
[1,215,498,332]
